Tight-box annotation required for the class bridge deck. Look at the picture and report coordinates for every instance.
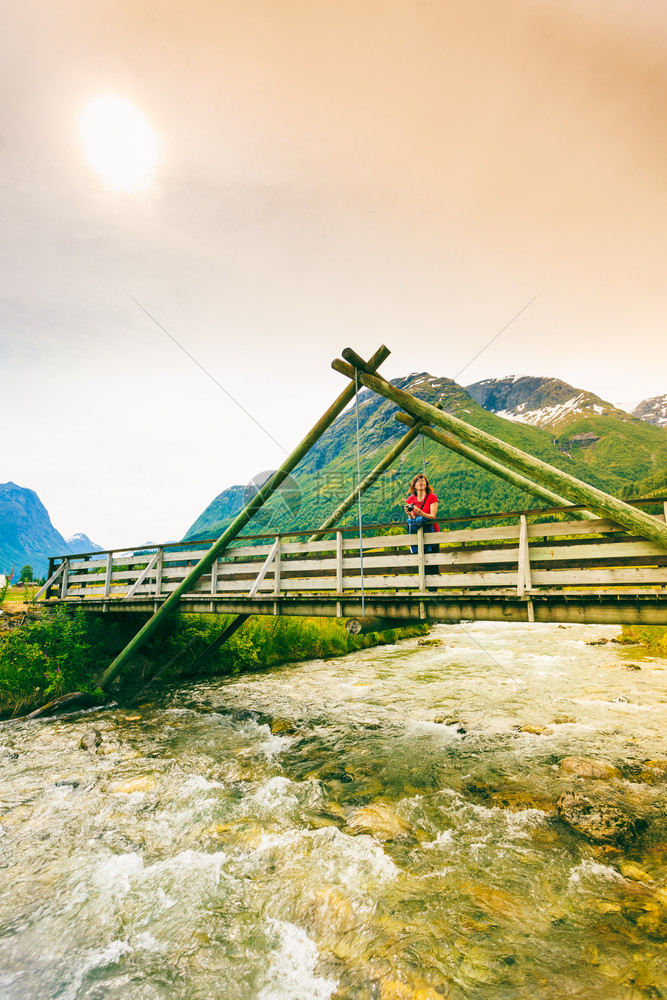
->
[36,512,667,625]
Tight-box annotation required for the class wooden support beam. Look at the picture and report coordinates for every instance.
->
[346,615,420,634]
[125,550,161,600]
[99,345,390,690]
[395,413,596,520]
[333,356,667,550]
[248,536,281,598]
[32,561,65,602]
[182,614,251,674]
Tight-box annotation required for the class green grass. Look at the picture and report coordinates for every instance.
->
[619,624,667,656]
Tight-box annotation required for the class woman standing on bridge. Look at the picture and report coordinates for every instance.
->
[405,473,440,557]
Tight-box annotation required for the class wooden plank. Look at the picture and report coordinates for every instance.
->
[61,559,69,599]
[210,558,218,595]
[530,567,667,585]
[249,536,281,598]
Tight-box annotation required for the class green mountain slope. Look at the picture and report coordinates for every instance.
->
[184,373,667,541]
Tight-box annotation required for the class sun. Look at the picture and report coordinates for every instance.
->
[81,95,159,192]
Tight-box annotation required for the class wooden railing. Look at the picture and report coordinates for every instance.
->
[35,508,667,606]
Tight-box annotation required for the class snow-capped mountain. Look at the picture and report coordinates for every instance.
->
[466,376,627,432]
[64,533,105,555]
[632,394,667,429]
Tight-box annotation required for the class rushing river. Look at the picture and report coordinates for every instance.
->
[1,622,666,1000]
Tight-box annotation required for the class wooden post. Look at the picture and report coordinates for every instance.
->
[99,345,391,690]
[517,514,531,597]
[155,547,163,598]
[61,559,69,600]
[336,530,344,595]
[394,414,596,519]
[273,537,281,596]
[417,525,426,594]
[104,553,113,598]
[308,421,426,542]
[332,355,667,550]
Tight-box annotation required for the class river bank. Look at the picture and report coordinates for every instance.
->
[0,608,428,719]
[621,624,667,657]
[0,621,665,998]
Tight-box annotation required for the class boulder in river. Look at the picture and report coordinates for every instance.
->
[559,757,621,780]
[557,791,644,844]
[519,724,553,735]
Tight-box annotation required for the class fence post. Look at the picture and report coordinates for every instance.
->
[418,527,426,594]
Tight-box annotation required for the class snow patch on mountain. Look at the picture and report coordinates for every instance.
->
[632,394,667,429]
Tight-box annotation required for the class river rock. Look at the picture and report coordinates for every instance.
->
[557,791,641,844]
[347,803,411,841]
[559,757,621,780]
[109,776,156,794]
[417,638,442,647]
[619,862,653,883]
[643,759,667,777]
[79,729,102,752]
[519,724,553,735]
[269,718,297,735]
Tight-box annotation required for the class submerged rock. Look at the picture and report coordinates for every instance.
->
[417,638,442,647]
[559,757,621,780]
[269,718,297,735]
[557,791,643,844]
[78,729,102,752]
[109,776,156,794]
[347,803,411,841]
[519,724,553,735]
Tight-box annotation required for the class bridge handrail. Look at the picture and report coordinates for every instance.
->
[44,493,667,564]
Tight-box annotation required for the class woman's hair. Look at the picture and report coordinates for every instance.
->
[410,473,432,494]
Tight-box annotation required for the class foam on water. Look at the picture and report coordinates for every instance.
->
[257,920,338,1000]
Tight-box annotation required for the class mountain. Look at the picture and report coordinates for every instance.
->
[184,372,667,541]
[65,533,105,555]
[465,375,627,432]
[0,482,101,579]
[632,394,667,429]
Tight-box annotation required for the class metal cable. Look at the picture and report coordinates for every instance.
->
[354,368,365,617]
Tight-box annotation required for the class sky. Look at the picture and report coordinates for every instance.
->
[3,0,667,548]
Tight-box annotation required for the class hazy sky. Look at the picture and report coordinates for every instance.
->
[3,0,667,547]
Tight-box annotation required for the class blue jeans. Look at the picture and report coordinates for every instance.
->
[408,516,438,554]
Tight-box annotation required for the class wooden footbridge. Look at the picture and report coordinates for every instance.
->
[35,345,667,690]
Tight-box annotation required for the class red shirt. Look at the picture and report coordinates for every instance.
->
[407,491,438,515]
